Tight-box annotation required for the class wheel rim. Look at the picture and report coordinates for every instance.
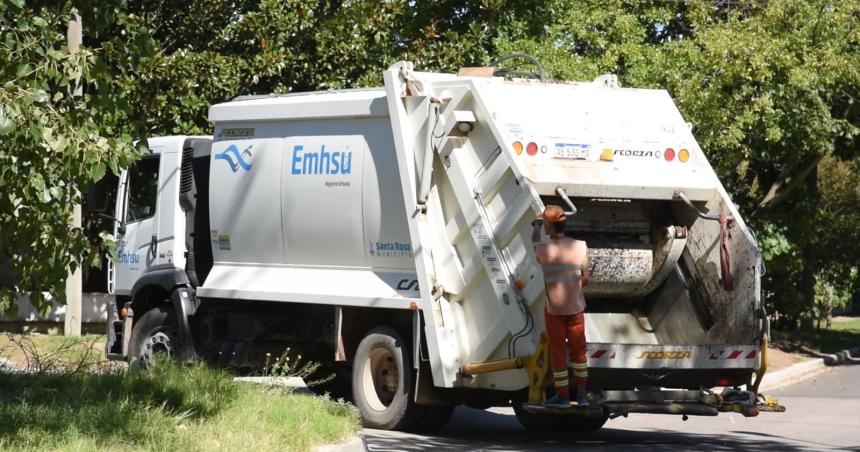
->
[141,328,179,365]
[362,346,399,412]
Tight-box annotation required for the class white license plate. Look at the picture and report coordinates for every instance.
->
[554,143,590,160]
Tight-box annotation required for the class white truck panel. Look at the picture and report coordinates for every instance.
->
[208,88,388,122]
[205,117,412,271]
[196,265,418,309]
[209,137,287,264]
[478,82,720,201]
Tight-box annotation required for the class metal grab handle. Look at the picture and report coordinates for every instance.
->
[674,191,732,221]
[149,234,158,259]
[556,187,577,216]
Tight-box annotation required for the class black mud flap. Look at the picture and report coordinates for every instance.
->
[105,299,126,360]
[171,287,200,361]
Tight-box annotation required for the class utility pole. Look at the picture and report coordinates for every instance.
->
[64,8,82,336]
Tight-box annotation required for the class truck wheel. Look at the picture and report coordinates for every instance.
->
[128,306,180,366]
[351,327,422,430]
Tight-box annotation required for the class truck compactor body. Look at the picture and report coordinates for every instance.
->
[105,62,775,431]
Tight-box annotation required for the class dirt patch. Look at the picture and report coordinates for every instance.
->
[0,333,109,371]
[767,346,811,372]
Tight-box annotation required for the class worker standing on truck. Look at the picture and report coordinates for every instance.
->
[532,205,590,408]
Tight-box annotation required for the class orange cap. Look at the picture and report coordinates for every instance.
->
[539,205,566,223]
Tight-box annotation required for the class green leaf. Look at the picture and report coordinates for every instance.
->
[0,117,14,135]
[16,63,32,78]
[34,90,49,103]
[90,162,106,181]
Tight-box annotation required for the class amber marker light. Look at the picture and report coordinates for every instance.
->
[513,141,524,155]
[679,148,690,162]
[120,307,128,319]
[600,148,613,161]
[515,279,527,290]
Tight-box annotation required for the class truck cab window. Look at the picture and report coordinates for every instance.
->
[126,156,159,223]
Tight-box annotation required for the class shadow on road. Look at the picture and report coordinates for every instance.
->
[366,407,816,451]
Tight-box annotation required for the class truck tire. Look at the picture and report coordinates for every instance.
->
[128,306,180,366]
[351,327,423,430]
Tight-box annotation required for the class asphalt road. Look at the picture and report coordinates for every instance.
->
[365,365,860,451]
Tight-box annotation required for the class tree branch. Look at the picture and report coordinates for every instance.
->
[752,154,824,217]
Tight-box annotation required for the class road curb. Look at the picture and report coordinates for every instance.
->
[233,375,311,393]
[759,358,825,391]
[314,433,367,452]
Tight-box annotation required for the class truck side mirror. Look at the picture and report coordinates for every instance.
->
[87,178,109,213]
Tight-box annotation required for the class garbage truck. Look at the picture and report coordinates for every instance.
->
[97,60,783,432]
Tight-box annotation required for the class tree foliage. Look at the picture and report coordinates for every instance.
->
[1,0,858,322]
[0,0,138,313]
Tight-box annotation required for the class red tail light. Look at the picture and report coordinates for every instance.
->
[526,142,538,156]
[664,148,676,161]
[716,377,733,387]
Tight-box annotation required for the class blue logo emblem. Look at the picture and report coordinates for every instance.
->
[216,144,253,172]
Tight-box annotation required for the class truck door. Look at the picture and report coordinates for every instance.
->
[113,154,161,295]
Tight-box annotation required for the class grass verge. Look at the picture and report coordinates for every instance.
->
[772,317,860,354]
[0,333,109,371]
[0,343,360,451]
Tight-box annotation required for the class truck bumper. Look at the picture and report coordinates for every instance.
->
[585,342,762,370]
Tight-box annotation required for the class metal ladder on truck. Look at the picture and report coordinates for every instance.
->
[383,62,548,391]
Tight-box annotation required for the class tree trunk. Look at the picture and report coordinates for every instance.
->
[852,276,860,316]
[798,165,819,331]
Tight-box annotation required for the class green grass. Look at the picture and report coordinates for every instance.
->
[0,357,360,451]
[772,317,860,354]
[831,317,860,332]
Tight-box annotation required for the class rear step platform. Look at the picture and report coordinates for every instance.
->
[521,403,605,415]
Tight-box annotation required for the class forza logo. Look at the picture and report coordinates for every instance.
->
[614,149,661,159]
[637,350,692,360]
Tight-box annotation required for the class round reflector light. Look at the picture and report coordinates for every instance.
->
[526,142,538,156]
[679,148,690,162]
[513,141,523,155]
[664,148,676,161]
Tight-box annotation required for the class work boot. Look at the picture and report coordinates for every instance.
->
[543,394,571,408]
[575,393,590,407]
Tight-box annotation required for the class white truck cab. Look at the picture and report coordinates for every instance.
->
[112,137,201,295]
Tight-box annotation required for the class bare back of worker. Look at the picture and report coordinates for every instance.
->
[532,204,591,408]
[535,238,588,315]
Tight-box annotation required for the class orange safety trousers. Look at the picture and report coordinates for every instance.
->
[544,311,588,398]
